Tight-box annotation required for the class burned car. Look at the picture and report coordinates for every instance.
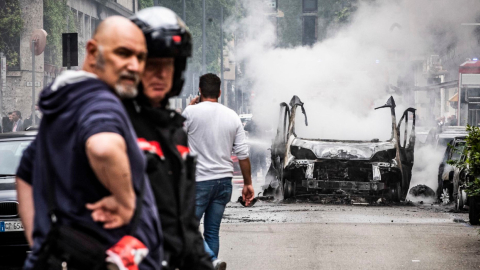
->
[264,96,415,201]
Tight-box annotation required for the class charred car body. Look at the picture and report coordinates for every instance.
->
[264,96,416,201]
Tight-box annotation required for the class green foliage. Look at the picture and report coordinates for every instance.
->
[139,0,154,9]
[43,0,77,67]
[156,0,235,75]
[277,0,302,48]
[0,0,23,69]
[448,125,480,196]
[276,0,360,48]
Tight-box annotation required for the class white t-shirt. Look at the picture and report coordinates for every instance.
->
[182,101,249,181]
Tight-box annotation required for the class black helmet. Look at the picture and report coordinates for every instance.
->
[130,7,192,98]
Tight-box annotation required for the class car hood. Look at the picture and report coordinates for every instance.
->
[291,138,396,160]
[0,176,17,201]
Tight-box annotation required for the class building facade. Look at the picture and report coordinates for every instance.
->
[3,0,137,123]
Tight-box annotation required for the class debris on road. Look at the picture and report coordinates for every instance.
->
[409,184,435,197]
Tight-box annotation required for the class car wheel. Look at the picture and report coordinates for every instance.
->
[283,180,294,199]
[390,182,402,202]
[456,186,464,211]
[469,196,480,225]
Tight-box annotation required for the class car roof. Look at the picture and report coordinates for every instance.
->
[0,131,37,140]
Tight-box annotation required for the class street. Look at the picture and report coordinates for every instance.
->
[219,201,480,270]
[2,195,480,269]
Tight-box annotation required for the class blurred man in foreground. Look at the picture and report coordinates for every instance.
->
[16,16,162,270]
[126,7,213,270]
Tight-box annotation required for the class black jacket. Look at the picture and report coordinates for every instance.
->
[123,98,213,270]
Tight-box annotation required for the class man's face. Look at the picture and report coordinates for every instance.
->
[8,114,12,121]
[11,113,19,121]
[90,26,147,99]
[141,58,175,105]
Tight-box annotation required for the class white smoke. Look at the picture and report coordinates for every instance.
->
[230,0,480,141]
[226,0,479,197]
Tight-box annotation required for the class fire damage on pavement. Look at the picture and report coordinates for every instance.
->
[262,95,417,203]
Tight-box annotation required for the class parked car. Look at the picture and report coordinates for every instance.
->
[437,136,466,201]
[263,95,416,201]
[450,148,480,224]
[0,131,36,252]
[239,114,253,127]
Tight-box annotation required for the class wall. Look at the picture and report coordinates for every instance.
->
[4,0,44,119]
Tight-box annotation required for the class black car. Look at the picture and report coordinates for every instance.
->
[437,136,466,202]
[0,131,36,252]
[450,147,480,225]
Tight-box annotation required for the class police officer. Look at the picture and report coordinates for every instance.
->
[126,7,214,270]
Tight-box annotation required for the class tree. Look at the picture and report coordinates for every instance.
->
[0,0,23,69]
[43,0,77,67]
[137,0,236,75]
[139,0,154,9]
[276,0,360,47]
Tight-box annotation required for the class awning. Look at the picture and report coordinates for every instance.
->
[414,80,458,91]
[449,93,458,102]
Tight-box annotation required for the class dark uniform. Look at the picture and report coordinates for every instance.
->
[123,98,212,270]
[127,7,213,269]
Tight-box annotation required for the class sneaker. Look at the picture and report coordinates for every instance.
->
[213,259,227,270]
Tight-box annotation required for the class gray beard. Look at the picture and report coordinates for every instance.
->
[114,83,138,99]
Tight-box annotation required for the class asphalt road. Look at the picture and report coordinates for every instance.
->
[218,201,480,270]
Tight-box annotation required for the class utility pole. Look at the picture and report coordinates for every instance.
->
[220,7,224,105]
[0,53,4,122]
[182,0,186,21]
[31,40,36,126]
[153,0,159,6]
[202,0,206,74]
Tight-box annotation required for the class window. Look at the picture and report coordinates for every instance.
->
[303,0,317,13]
[303,16,317,46]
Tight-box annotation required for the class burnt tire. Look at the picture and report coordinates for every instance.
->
[455,186,464,211]
[388,182,402,202]
[283,180,294,199]
[469,196,480,225]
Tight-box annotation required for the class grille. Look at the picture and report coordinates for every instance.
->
[0,202,18,217]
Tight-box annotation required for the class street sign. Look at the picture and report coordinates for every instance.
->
[62,33,78,68]
[26,82,41,87]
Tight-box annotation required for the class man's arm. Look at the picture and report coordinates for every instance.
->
[16,177,34,247]
[85,132,135,229]
[232,119,254,206]
[238,158,254,206]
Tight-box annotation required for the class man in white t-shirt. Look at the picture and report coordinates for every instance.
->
[182,73,254,270]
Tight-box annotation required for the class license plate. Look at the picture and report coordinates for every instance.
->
[0,220,24,232]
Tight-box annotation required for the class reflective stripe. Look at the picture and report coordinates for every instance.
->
[137,138,164,159]
[176,145,190,159]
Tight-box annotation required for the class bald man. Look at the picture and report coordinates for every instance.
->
[15,16,162,270]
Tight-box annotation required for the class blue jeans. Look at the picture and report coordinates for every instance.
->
[195,177,233,261]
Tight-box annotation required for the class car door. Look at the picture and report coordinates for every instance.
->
[397,108,416,168]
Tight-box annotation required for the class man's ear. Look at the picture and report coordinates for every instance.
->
[218,90,222,99]
[85,39,98,67]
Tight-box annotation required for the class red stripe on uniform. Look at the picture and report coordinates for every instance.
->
[137,138,164,159]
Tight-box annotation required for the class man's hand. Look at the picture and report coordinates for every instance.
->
[86,133,135,217]
[189,96,199,105]
[86,196,135,229]
[242,184,255,207]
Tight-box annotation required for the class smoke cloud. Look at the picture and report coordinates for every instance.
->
[230,0,480,140]
[227,0,480,195]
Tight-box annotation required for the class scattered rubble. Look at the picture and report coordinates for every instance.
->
[409,185,436,197]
